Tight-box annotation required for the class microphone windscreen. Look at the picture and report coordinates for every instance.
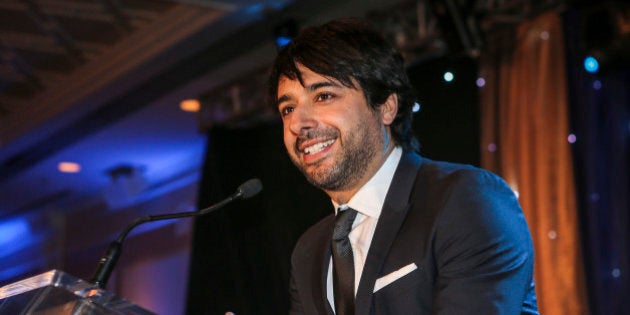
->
[238,178,263,199]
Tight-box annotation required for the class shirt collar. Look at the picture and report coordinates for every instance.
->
[333,146,402,219]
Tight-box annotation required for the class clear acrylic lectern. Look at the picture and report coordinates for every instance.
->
[0,269,155,314]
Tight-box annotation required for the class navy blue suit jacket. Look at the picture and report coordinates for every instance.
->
[289,152,538,314]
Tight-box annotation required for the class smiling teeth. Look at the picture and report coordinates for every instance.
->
[304,139,335,154]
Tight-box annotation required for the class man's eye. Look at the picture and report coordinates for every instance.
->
[280,106,294,116]
[316,93,334,102]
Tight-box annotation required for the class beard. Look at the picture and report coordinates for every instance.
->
[288,119,383,192]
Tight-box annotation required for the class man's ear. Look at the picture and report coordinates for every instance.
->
[380,93,398,126]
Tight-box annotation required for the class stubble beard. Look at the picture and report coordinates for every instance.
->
[289,122,381,192]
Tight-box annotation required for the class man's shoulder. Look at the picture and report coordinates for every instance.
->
[402,153,514,208]
[410,154,504,187]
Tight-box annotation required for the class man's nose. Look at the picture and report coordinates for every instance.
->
[288,104,316,135]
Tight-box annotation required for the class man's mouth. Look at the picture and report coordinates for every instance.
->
[302,139,336,155]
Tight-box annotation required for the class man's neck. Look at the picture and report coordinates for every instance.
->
[325,144,397,205]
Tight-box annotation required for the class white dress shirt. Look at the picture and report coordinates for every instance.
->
[327,146,402,310]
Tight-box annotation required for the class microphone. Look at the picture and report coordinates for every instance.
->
[91,178,263,288]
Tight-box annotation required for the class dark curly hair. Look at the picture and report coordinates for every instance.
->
[268,18,419,152]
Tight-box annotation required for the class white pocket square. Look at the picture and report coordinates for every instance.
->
[373,263,418,293]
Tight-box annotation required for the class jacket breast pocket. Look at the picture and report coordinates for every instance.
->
[372,264,432,314]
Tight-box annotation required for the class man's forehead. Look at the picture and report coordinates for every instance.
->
[277,74,300,85]
[277,75,305,93]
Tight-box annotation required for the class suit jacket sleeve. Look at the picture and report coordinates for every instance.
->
[289,269,304,315]
[431,168,536,314]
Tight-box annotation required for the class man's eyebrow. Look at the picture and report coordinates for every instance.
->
[276,80,342,107]
[276,94,292,107]
[308,81,342,92]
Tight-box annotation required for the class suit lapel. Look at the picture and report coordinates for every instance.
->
[355,152,423,314]
[311,215,335,315]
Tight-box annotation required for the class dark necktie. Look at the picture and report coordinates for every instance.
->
[332,208,358,315]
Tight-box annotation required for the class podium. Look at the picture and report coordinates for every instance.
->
[0,270,155,314]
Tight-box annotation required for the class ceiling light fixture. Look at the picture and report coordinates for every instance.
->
[180,99,201,112]
[58,162,81,173]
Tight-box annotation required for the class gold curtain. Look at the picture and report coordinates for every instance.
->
[479,11,587,314]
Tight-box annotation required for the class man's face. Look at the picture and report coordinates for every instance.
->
[276,64,393,194]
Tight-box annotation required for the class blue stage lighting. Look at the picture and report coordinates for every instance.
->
[273,19,297,50]
[275,36,292,48]
[0,217,30,247]
[584,56,599,73]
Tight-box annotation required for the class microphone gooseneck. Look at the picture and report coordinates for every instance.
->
[91,178,263,288]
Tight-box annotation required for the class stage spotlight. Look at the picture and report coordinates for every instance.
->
[583,56,599,73]
[412,102,422,113]
[476,77,486,87]
[275,36,292,48]
[273,19,297,50]
[443,71,454,82]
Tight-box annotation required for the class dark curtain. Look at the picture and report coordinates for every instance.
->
[408,55,480,166]
[186,123,331,315]
[564,8,630,315]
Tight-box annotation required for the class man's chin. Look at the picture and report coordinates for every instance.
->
[292,157,344,190]
[304,169,348,191]
[304,176,333,190]
[301,167,328,186]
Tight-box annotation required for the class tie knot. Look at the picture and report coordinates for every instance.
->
[333,208,357,241]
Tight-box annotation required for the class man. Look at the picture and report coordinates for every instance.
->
[269,18,538,314]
